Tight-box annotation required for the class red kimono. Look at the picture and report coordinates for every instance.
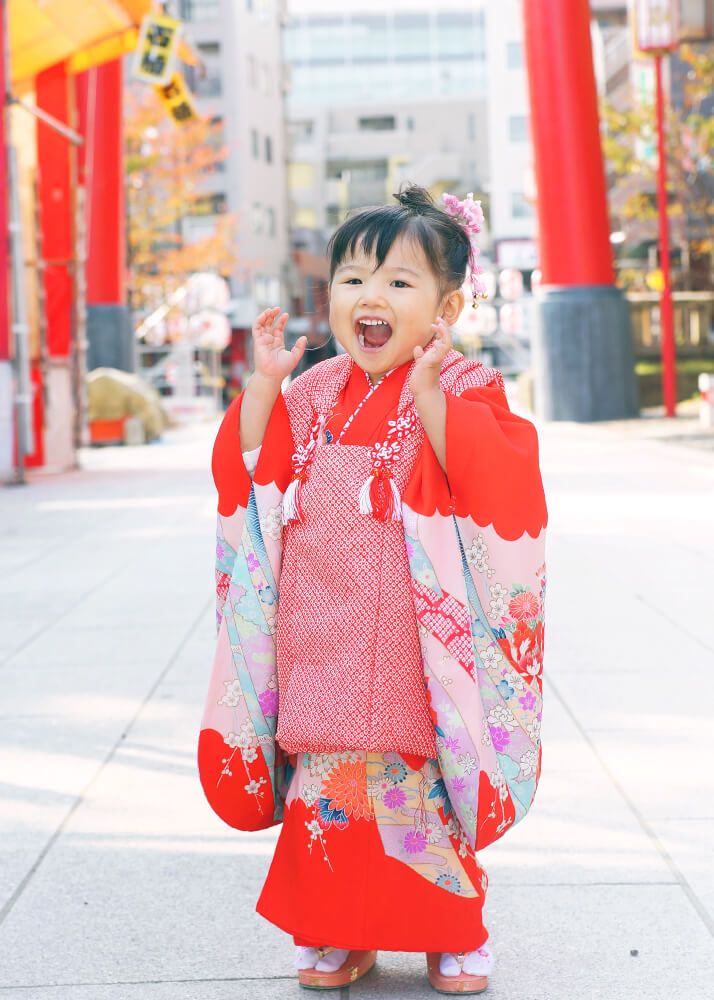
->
[199,351,547,953]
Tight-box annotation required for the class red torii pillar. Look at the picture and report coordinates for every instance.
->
[522,0,638,421]
[36,62,78,469]
[77,58,133,374]
[0,2,11,479]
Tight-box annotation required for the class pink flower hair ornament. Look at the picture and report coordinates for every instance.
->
[441,191,489,308]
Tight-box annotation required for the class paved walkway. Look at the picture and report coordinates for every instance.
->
[1,408,713,999]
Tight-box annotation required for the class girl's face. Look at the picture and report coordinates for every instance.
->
[328,234,464,384]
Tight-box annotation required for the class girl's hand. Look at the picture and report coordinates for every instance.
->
[252,307,307,382]
[410,316,451,398]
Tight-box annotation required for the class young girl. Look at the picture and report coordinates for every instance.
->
[199,184,547,994]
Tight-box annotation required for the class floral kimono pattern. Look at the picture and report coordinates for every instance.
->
[198,352,547,951]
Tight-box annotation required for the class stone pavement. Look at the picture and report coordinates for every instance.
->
[1,408,713,1000]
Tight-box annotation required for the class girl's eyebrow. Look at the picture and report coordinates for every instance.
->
[336,263,420,276]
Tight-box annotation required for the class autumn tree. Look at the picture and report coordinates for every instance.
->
[125,82,238,319]
[600,43,714,288]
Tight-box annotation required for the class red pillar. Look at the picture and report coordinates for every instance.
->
[0,0,13,479]
[0,4,9,364]
[36,63,74,358]
[36,62,77,469]
[522,0,615,286]
[76,59,126,306]
[654,54,677,417]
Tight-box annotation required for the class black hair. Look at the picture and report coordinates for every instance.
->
[326,182,472,303]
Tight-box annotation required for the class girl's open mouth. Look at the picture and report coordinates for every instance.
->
[355,319,393,353]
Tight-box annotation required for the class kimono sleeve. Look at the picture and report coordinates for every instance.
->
[198,389,295,832]
[445,381,547,540]
[445,381,546,849]
[407,373,548,851]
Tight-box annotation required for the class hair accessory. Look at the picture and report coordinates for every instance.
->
[441,191,489,309]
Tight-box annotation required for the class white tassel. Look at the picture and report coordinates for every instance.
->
[358,473,403,521]
[388,478,403,522]
[358,475,375,515]
[281,478,301,525]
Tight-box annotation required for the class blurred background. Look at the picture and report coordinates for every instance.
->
[1,4,714,998]
[0,0,712,479]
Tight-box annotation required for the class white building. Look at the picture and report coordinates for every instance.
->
[176,0,540,330]
[283,0,538,321]
[177,0,292,322]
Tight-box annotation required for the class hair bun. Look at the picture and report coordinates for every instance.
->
[393,182,435,212]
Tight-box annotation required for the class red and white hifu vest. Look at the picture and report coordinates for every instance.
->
[275,367,438,759]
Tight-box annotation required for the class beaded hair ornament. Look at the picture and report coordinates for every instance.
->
[441,191,489,309]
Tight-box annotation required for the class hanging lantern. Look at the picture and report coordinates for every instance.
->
[633,0,680,53]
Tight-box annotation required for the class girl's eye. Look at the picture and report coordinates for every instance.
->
[342,278,410,287]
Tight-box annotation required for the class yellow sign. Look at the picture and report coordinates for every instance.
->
[132,14,181,85]
[155,73,199,126]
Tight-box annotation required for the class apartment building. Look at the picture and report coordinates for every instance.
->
[177,0,291,324]
[282,0,538,330]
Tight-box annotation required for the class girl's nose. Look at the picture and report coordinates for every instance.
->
[358,287,387,304]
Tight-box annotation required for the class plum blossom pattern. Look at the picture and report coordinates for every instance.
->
[260,505,283,542]
[464,534,495,578]
[405,515,545,850]
[218,679,243,709]
[488,583,510,621]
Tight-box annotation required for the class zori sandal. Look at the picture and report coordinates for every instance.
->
[426,950,491,995]
[298,947,378,990]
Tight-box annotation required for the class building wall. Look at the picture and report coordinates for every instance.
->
[178,0,291,317]
[283,0,537,273]
[483,0,536,258]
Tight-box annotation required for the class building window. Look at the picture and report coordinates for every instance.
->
[508,115,530,143]
[511,192,534,219]
[507,41,523,68]
[183,215,221,244]
[261,63,272,96]
[194,42,222,97]
[435,12,476,59]
[351,15,389,62]
[265,135,273,163]
[251,129,260,159]
[288,162,315,189]
[266,206,276,237]
[248,54,257,87]
[251,202,264,234]
[205,116,226,172]
[393,14,429,59]
[180,0,220,21]
[192,192,228,216]
[358,115,395,131]
[406,116,414,131]
[289,120,314,142]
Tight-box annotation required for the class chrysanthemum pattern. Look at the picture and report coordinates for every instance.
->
[286,750,485,899]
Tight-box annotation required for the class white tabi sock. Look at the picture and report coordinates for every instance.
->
[294,946,320,970]
[440,944,494,978]
[294,945,350,973]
